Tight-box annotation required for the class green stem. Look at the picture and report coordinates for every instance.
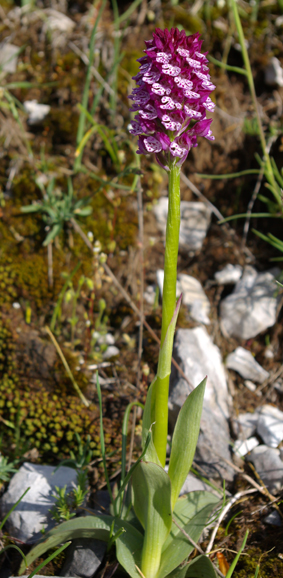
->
[153,165,181,467]
[160,166,181,346]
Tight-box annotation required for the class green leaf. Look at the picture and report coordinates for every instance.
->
[141,376,157,449]
[168,378,206,509]
[115,521,143,578]
[19,514,143,576]
[21,204,42,213]
[75,206,93,217]
[43,223,62,246]
[132,461,172,578]
[19,515,111,574]
[157,492,219,578]
[185,555,218,578]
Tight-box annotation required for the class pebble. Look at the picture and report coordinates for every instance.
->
[257,404,283,448]
[102,345,119,360]
[226,347,269,384]
[60,538,106,578]
[265,57,283,87]
[220,266,281,339]
[214,264,242,285]
[234,411,259,440]
[246,445,283,492]
[0,463,77,544]
[233,437,259,457]
[23,100,50,125]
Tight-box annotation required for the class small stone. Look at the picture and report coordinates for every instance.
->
[0,43,18,73]
[244,380,257,392]
[24,100,50,125]
[220,266,281,340]
[233,437,259,457]
[264,344,275,359]
[226,347,269,384]
[214,264,242,285]
[257,405,283,448]
[265,57,283,87]
[97,333,115,346]
[143,285,156,305]
[60,538,106,578]
[153,198,211,252]
[0,463,77,544]
[246,445,283,492]
[45,9,75,33]
[180,473,222,498]
[102,345,119,360]
[264,510,282,526]
[178,274,210,324]
[234,412,259,441]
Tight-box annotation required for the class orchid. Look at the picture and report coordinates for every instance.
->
[129,28,215,171]
[20,29,221,578]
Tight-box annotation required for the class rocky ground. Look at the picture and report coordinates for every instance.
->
[1,0,283,576]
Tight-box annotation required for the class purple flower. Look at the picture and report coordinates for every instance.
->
[128,28,215,170]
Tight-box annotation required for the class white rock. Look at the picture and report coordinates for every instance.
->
[169,327,233,480]
[226,347,269,384]
[265,57,283,87]
[246,445,283,492]
[257,405,283,448]
[143,285,156,305]
[157,270,210,324]
[0,43,18,73]
[24,100,50,125]
[0,463,77,544]
[98,333,115,346]
[178,274,210,324]
[153,198,211,252]
[214,264,242,285]
[244,380,257,392]
[234,412,259,440]
[233,437,259,457]
[45,9,75,33]
[102,345,119,360]
[220,266,281,339]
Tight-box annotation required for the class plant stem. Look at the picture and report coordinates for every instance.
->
[161,166,181,346]
[153,165,181,466]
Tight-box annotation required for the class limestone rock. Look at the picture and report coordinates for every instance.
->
[169,327,233,481]
[226,347,269,384]
[0,463,77,544]
[60,538,106,578]
[246,445,283,492]
[257,405,283,448]
[220,266,281,339]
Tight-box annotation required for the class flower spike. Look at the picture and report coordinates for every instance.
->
[128,28,215,170]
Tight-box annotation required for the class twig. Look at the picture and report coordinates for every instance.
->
[172,518,225,578]
[205,488,257,554]
[45,326,90,407]
[70,218,194,391]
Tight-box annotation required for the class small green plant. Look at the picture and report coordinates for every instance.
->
[0,453,17,484]
[21,177,92,247]
[50,434,90,522]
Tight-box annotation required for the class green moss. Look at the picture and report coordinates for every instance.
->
[235,547,283,577]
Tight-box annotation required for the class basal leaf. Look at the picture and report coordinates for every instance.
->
[185,555,218,578]
[168,379,206,509]
[157,491,219,578]
[132,461,172,578]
